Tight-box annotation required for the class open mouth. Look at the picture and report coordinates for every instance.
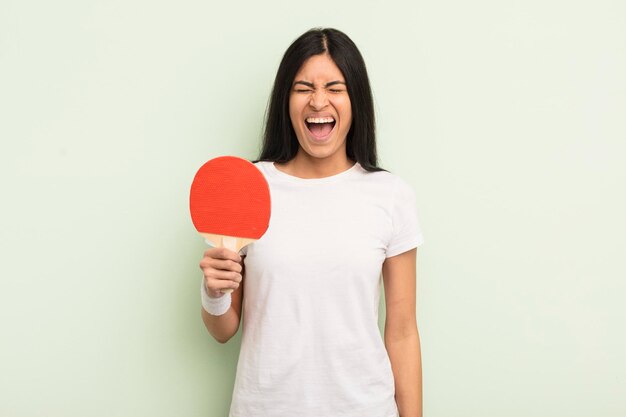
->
[305,116,336,140]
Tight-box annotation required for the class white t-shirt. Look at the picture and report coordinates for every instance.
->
[229,161,424,417]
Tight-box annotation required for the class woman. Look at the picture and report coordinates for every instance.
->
[199,28,424,417]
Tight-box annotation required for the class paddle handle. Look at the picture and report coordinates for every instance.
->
[202,233,254,295]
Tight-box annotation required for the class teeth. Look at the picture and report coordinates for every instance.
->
[306,117,335,124]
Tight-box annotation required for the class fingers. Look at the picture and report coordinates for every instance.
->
[199,247,244,296]
[204,268,242,283]
[204,247,242,263]
[200,257,243,273]
[202,269,242,294]
[205,275,241,296]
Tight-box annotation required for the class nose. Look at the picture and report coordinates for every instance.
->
[309,89,328,110]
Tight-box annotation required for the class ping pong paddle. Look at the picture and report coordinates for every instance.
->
[189,156,271,294]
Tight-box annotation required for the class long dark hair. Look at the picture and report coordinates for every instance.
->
[257,28,383,172]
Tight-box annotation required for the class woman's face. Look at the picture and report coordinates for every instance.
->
[289,53,352,163]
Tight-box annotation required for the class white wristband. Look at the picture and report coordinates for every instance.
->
[200,278,232,316]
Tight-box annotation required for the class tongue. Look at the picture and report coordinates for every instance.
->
[308,122,333,138]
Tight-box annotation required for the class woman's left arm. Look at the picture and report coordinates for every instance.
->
[382,248,422,417]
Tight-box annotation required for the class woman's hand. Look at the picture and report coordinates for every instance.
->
[199,247,243,298]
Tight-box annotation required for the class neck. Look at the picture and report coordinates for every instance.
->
[276,150,355,179]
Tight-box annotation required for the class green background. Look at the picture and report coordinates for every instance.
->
[1,0,625,416]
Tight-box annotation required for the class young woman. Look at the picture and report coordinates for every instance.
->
[199,28,424,417]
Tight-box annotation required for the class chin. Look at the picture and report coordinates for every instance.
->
[301,141,346,161]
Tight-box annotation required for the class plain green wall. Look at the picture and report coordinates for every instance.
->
[1,1,625,416]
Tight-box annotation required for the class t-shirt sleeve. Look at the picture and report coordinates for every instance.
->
[386,177,425,258]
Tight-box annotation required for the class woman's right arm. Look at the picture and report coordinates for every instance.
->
[199,247,245,344]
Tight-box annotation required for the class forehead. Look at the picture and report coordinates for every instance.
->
[294,54,345,81]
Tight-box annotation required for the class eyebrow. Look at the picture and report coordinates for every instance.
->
[293,80,346,88]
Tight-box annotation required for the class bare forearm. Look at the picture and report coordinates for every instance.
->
[385,332,422,417]
[201,307,240,344]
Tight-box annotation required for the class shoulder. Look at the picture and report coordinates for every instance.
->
[252,160,273,176]
[354,165,414,194]
[252,160,271,169]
